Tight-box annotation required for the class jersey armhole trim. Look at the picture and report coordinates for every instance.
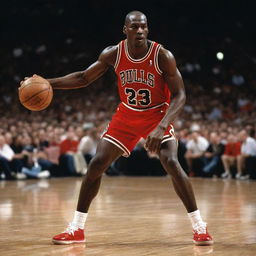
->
[154,44,163,75]
[114,42,122,70]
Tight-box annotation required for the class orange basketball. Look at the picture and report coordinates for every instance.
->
[19,75,53,111]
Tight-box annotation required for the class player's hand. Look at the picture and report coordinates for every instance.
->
[19,74,39,87]
[144,126,165,154]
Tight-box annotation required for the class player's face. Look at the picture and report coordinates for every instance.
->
[124,17,148,47]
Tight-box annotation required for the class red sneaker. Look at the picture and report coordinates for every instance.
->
[52,224,85,245]
[193,224,213,246]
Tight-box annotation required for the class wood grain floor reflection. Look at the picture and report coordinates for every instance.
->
[0,176,256,256]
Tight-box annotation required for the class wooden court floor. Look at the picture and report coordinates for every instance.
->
[0,176,256,256]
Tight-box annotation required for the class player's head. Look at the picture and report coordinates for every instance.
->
[123,11,148,47]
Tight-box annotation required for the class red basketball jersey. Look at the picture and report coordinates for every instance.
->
[114,40,171,110]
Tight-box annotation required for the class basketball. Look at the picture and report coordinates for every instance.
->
[19,75,53,111]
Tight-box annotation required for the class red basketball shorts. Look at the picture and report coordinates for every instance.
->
[102,103,176,157]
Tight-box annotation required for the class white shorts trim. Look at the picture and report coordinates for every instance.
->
[161,136,176,144]
[162,135,173,139]
[102,135,130,157]
[161,125,177,145]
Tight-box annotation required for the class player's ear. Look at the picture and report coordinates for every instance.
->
[123,25,127,35]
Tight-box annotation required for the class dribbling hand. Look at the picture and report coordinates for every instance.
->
[20,74,39,87]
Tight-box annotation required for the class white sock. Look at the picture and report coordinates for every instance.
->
[71,211,88,229]
[187,209,205,229]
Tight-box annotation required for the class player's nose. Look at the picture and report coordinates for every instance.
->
[137,27,143,34]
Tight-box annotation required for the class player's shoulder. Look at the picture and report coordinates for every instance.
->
[99,44,119,66]
[158,44,175,62]
[101,45,118,55]
[157,44,176,72]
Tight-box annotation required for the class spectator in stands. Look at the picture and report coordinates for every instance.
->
[202,132,225,176]
[185,131,209,176]
[6,133,26,178]
[72,127,88,175]
[4,132,13,145]
[19,134,50,179]
[122,139,166,176]
[221,134,241,179]
[0,135,16,180]
[43,131,61,165]
[77,123,97,164]
[219,131,229,145]
[38,129,49,150]
[59,130,81,175]
[237,130,256,179]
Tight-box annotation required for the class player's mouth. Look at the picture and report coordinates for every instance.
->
[136,37,144,41]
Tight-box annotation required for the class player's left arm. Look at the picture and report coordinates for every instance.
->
[145,47,186,153]
[159,47,186,128]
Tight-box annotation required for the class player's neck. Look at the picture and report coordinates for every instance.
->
[126,40,150,59]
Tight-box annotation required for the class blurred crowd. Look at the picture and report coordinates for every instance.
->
[0,117,256,180]
[0,121,99,180]
[1,50,256,181]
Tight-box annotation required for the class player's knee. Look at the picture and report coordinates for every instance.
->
[88,153,112,174]
[85,156,109,182]
[160,155,179,170]
[167,157,180,171]
[166,158,186,178]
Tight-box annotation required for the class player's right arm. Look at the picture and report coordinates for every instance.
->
[21,46,118,89]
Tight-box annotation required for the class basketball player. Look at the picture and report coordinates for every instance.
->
[22,11,213,245]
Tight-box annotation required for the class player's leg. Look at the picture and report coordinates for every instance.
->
[159,140,213,245]
[76,139,123,212]
[160,140,197,212]
[52,139,123,244]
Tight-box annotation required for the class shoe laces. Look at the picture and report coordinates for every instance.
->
[64,223,78,235]
[193,221,207,234]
